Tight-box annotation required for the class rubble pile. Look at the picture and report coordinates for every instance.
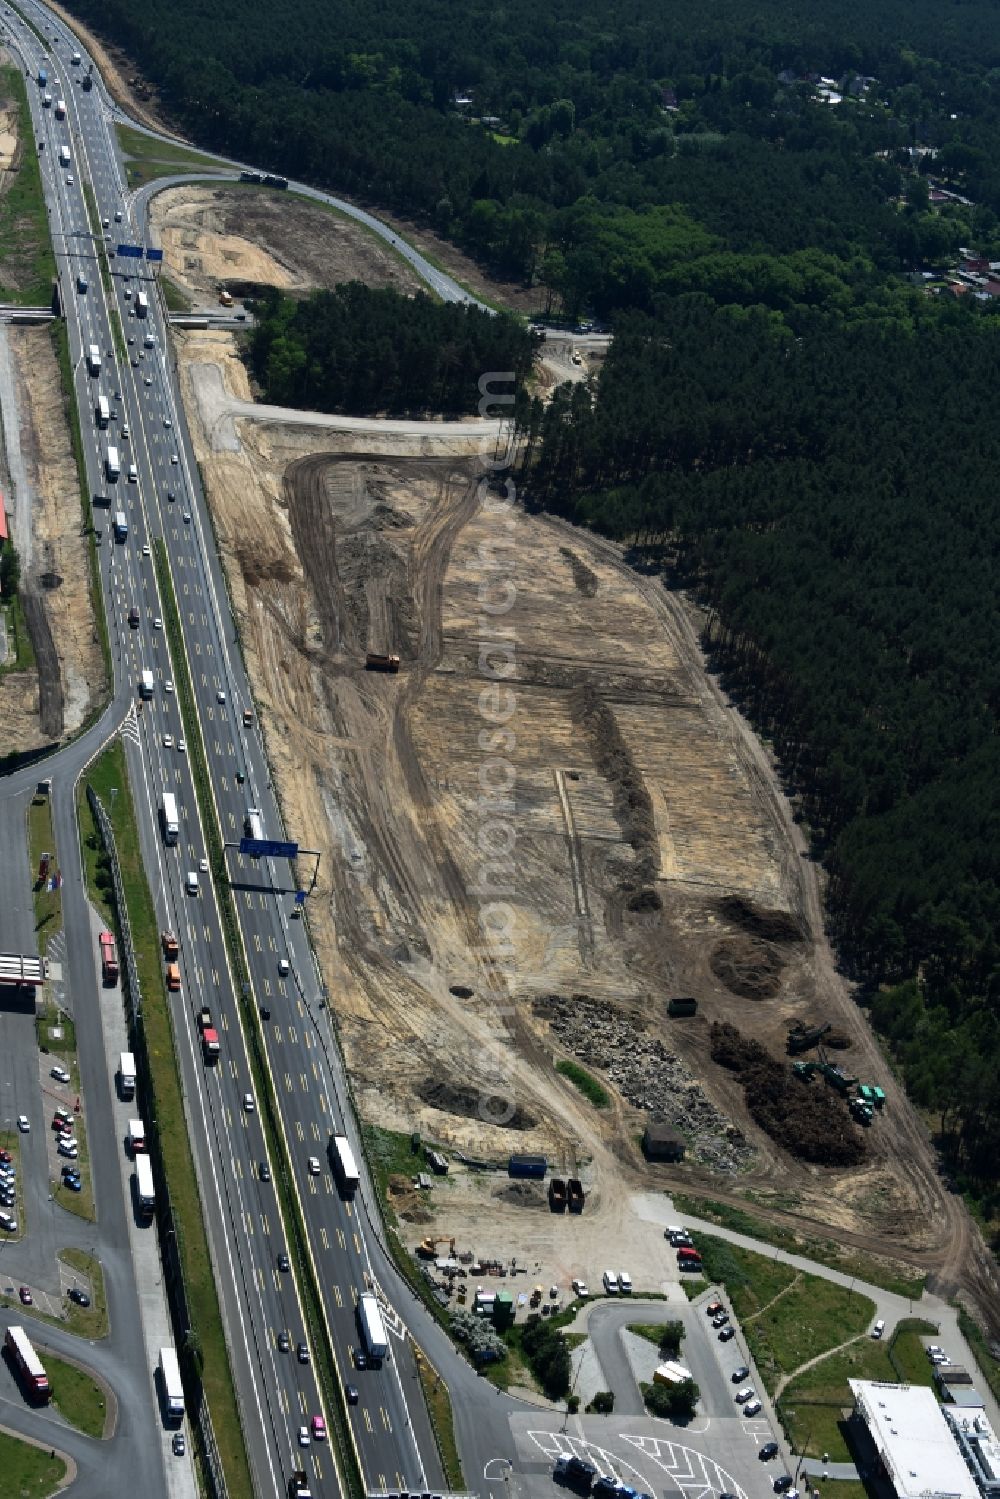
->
[535,994,757,1173]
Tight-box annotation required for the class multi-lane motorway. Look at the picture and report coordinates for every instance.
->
[1,4,448,1494]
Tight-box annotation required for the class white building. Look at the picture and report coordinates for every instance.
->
[850,1381,980,1499]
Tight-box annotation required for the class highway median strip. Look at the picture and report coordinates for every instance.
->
[152,540,365,1499]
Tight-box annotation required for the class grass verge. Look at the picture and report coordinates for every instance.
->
[27,790,62,948]
[0,64,56,303]
[160,273,192,312]
[0,593,37,673]
[959,1307,1000,1406]
[46,1351,108,1438]
[116,124,225,188]
[415,1349,464,1489]
[151,546,363,1498]
[671,1192,926,1299]
[0,1429,66,1494]
[692,1232,875,1394]
[555,1059,609,1109]
[58,1250,108,1338]
[78,739,253,1494]
[778,1318,936,1461]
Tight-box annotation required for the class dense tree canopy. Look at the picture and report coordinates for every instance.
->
[518,295,1000,1205]
[247,284,535,413]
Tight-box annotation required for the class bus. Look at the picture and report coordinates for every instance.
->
[135,1152,155,1216]
[328,1133,360,1196]
[5,1326,50,1401]
[158,1346,184,1422]
[87,344,101,377]
[99,929,119,984]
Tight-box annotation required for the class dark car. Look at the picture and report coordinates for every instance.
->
[354,1349,367,1370]
[260,1005,271,1021]
[69,1288,91,1307]
[706,1300,723,1316]
[593,1481,618,1499]
[278,1331,290,1352]
[259,1161,271,1182]
[128,605,140,627]
[18,1286,32,1305]
[713,1312,730,1327]
[296,1342,310,1364]
[0,1149,11,1164]
[63,1175,83,1193]
[759,1442,779,1461]
[345,1383,359,1405]
[732,1366,750,1383]
[718,1325,735,1342]
[277,1252,290,1272]
[774,1478,794,1493]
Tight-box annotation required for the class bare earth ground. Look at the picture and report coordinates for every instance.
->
[151,185,427,305]
[172,324,1000,1333]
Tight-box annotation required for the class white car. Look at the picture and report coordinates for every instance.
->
[182,511,191,523]
[164,417,172,428]
[102,217,109,228]
[164,679,174,693]
[243,1093,255,1113]
[170,453,179,464]
[0,1212,18,1232]
[115,210,122,222]
[185,871,199,894]
[65,173,73,184]
[153,616,162,630]
[163,733,173,749]
[297,1426,310,1448]
[307,1156,321,1175]
[51,1066,71,1084]
[141,543,150,556]
[178,737,186,752]
[216,689,226,704]
[199,856,209,873]
[16,1115,29,1133]
[278,958,290,976]
[571,1279,589,1298]
[144,375,152,386]
[57,1139,78,1158]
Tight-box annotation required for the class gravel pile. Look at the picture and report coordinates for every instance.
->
[535,994,757,1173]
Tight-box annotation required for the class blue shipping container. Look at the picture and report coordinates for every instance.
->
[508,1154,547,1179]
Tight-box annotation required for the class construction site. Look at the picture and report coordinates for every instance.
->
[149,181,993,1313]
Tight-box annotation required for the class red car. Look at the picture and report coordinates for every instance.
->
[0,1150,11,1165]
[19,1286,32,1305]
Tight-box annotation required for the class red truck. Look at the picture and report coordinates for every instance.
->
[99,930,119,984]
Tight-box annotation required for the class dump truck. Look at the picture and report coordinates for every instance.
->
[160,931,179,961]
[548,1177,567,1212]
[198,1008,220,1061]
[165,963,181,993]
[365,652,401,673]
[567,1178,585,1213]
[219,289,233,307]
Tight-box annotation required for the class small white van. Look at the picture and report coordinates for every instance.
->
[602,1270,619,1294]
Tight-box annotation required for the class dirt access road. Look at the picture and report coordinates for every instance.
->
[153,167,999,1335]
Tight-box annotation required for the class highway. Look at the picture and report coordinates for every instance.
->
[1,3,449,1494]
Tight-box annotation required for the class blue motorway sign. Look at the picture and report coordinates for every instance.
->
[294,890,307,905]
[117,244,143,258]
[146,248,164,262]
[239,837,300,860]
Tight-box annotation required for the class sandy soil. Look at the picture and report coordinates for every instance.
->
[150,185,427,306]
[0,328,106,755]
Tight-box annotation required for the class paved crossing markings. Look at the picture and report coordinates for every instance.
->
[332,1282,342,1306]
[285,1072,294,1093]
[380,1407,392,1432]
[363,1409,373,1433]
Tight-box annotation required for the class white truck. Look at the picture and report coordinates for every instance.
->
[87,344,102,376]
[128,1119,147,1154]
[119,1050,136,1099]
[134,1152,155,1215]
[328,1133,360,1196]
[357,1291,388,1361]
[54,97,66,119]
[136,290,148,319]
[243,808,263,843]
[95,394,109,428]
[58,143,70,167]
[157,1346,184,1421]
[139,669,154,699]
[161,792,179,845]
[105,445,120,482]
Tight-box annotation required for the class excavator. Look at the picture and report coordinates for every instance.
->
[417,1236,457,1260]
[786,1019,831,1055]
